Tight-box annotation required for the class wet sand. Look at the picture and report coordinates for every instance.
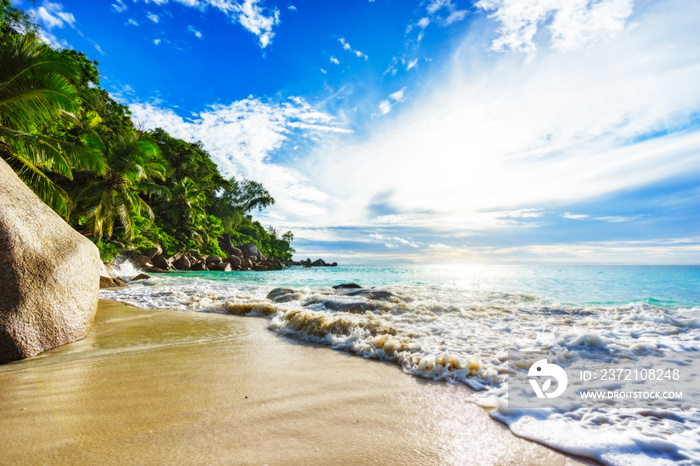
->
[0,300,589,465]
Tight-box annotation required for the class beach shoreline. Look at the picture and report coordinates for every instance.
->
[0,299,591,465]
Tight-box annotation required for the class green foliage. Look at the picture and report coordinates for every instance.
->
[73,132,169,240]
[0,5,296,262]
[0,32,105,217]
[94,240,118,262]
[141,223,178,257]
[148,128,226,198]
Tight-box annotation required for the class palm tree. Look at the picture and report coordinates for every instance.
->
[0,32,104,216]
[75,132,169,240]
[164,177,207,229]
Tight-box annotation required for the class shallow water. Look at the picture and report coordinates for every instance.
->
[103,264,700,465]
[0,300,581,465]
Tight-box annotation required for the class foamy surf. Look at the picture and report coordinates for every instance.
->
[101,265,700,465]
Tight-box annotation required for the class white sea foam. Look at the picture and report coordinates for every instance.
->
[101,267,700,465]
[111,256,145,280]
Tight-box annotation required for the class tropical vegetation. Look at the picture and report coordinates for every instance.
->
[0,1,294,261]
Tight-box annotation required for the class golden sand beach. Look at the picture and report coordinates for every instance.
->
[0,300,589,465]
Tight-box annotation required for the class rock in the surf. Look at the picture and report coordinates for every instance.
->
[210,262,232,272]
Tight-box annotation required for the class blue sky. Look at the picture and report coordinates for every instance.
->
[17,0,700,264]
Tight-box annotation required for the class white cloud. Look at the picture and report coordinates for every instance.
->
[229,0,280,48]
[288,5,297,11]
[299,0,700,238]
[500,209,543,218]
[394,237,420,248]
[417,17,430,28]
[187,25,203,38]
[419,0,468,29]
[429,243,450,249]
[94,44,105,55]
[147,12,159,23]
[330,56,339,65]
[338,37,368,60]
[377,88,407,115]
[320,68,327,74]
[127,18,139,26]
[31,2,75,29]
[37,29,69,49]
[132,0,281,48]
[406,58,418,70]
[153,38,162,45]
[129,97,351,222]
[378,100,392,115]
[443,8,468,25]
[476,0,634,56]
[30,2,77,48]
[563,213,638,223]
[388,87,406,103]
[112,0,128,13]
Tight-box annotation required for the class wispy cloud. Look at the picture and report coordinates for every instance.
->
[133,0,281,48]
[146,12,159,23]
[330,56,339,65]
[229,0,280,48]
[29,1,76,48]
[338,38,368,61]
[378,87,407,115]
[476,0,633,56]
[371,233,420,249]
[129,97,351,221]
[126,18,139,26]
[563,213,589,220]
[415,0,468,31]
[32,1,76,29]
[563,213,639,223]
[293,0,700,253]
[111,0,128,13]
[187,25,203,39]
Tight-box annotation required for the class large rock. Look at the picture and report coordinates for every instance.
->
[126,254,153,268]
[210,262,232,272]
[173,257,191,270]
[0,158,101,363]
[237,243,262,262]
[151,254,170,270]
[223,255,241,267]
[218,233,234,255]
[100,276,127,288]
[190,261,208,271]
[229,247,242,258]
[143,245,162,259]
[205,255,222,265]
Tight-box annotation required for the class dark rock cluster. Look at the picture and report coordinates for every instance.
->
[289,258,338,267]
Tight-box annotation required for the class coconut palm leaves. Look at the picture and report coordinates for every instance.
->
[75,133,169,240]
[0,32,104,216]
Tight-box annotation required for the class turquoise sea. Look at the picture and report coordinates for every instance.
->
[103,264,700,465]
